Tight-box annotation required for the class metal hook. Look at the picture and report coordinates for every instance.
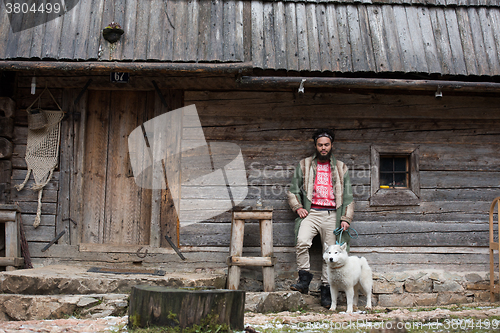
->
[435,85,443,98]
[298,79,306,94]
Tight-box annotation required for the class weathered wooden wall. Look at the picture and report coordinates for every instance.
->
[183,90,500,273]
[9,85,500,274]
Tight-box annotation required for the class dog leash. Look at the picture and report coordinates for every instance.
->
[334,227,358,245]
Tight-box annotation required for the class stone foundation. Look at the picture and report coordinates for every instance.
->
[241,270,498,308]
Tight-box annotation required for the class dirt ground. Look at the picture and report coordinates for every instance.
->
[1,302,500,332]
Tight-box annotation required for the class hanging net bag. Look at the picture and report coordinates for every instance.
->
[16,87,64,228]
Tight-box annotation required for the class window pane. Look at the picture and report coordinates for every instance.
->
[394,173,407,187]
[380,158,393,172]
[380,173,393,186]
[394,157,407,172]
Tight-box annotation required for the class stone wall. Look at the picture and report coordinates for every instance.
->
[373,270,495,307]
[241,269,497,308]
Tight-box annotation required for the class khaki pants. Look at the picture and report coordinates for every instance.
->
[296,209,337,284]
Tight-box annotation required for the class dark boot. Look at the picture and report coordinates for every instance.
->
[320,284,332,308]
[290,270,313,294]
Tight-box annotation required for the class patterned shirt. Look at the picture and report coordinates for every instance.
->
[311,161,336,208]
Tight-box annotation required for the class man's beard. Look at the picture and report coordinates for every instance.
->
[317,149,332,161]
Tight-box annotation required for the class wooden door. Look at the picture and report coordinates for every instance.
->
[81,90,182,247]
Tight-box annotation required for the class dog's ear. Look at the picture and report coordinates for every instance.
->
[324,242,329,250]
[340,243,347,251]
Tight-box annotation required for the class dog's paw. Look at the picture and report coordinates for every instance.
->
[329,306,337,311]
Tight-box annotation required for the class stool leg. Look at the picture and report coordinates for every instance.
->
[5,221,17,271]
[260,219,274,292]
[228,219,245,290]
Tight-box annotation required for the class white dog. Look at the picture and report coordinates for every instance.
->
[323,243,373,313]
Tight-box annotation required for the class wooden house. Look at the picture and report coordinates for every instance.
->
[1,0,500,302]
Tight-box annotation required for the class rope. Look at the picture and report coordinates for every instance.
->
[334,226,358,245]
[16,88,64,228]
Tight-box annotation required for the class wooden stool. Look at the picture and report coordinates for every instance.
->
[489,197,500,301]
[0,205,23,271]
[227,208,275,292]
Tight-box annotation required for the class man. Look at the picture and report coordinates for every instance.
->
[287,128,354,308]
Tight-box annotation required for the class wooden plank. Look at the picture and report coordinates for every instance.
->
[55,89,74,244]
[17,202,57,215]
[405,6,429,73]
[0,257,23,267]
[381,5,403,72]
[15,16,35,59]
[315,4,331,72]
[260,218,275,291]
[429,8,456,74]
[467,7,489,76]
[86,0,105,60]
[490,9,500,76]
[73,0,93,60]
[347,5,370,72]
[478,7,500,76]
[325,4,342,72]
[296,3,309,71]
[235,0,245,61]
[186,0,200,61]
[30,7,49,59]
[228,256,275,267]
[122,0,139,60]
[41,12,64,59]
[252,1,265,68]
[444,8,468,75]
[0,2,12,58]
[283,2,298,71]
[111,0,126,59]
[357,5,376,72]
[197,0,212,61]
[263,2,276,69]
[133,0,150,61]
[392,5,416,73]
[98,0,115,61]
[273,2,287,69]
[173,0,188,61]
[58,0,80,59]
[305,3,320,71]
[210,0,224,61]
[367,5,389,71]
[82,90,110,244]
[335,4,352,72]
[70,86,88,245]
[455,7,479,75]
[227,218,245,290]
[223,0,237,62]
[417,6,441,74]
[147,0,163,60]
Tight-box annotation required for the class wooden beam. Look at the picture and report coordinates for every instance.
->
[238,76,500,93]
[0,257,24,267]
[226,256,276,267]
[0,61,254,74]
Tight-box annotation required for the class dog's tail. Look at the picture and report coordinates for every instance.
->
[360,257,372,275]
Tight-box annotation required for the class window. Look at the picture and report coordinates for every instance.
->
[370,145,420,206]
[379,156,409,188]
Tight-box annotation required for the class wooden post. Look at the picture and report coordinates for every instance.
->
[260,218,274,292]
[489,197,500,302]
[227,218,245,290]
[0,209,20,271]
